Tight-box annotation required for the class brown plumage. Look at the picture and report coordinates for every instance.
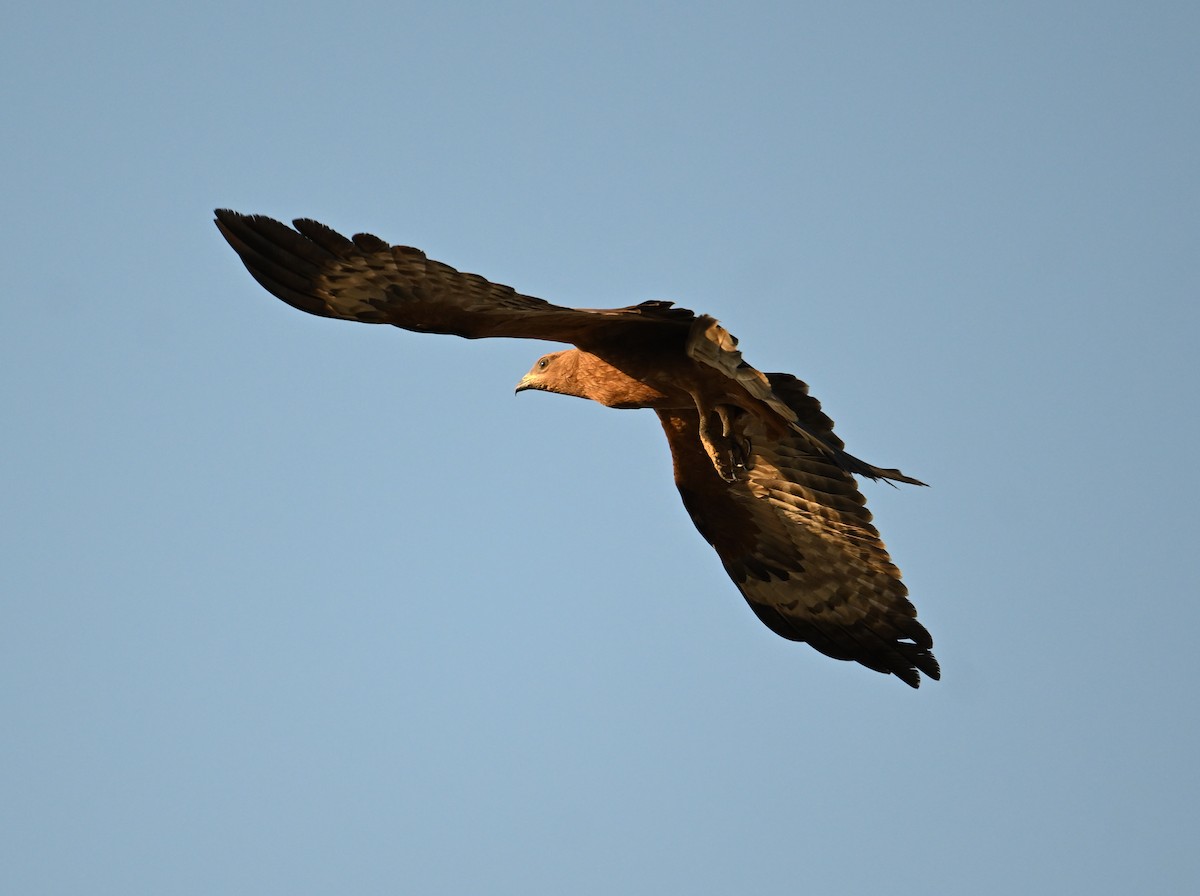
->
[214,209,939,687]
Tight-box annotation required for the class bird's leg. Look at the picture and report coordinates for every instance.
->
[698,404,754,481]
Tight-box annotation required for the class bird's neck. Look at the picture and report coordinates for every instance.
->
[565,350,691,409]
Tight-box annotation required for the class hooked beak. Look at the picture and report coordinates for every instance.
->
[514,374,539,395]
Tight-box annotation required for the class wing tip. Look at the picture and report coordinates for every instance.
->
[896,650,941,688]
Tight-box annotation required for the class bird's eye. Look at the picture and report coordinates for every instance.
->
[537,358,549,370]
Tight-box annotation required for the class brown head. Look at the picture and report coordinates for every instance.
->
[515,349,686,409]
[514,350,586,399]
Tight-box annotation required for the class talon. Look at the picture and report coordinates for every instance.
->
[732,436,754,474]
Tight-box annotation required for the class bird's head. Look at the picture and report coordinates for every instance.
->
[515,350,582,398]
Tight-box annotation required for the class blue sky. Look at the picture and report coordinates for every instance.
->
[3,2,1197,893]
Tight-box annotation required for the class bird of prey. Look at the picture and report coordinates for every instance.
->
[215,210,939,687]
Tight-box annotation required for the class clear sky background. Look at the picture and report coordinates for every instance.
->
[3,2,1197,893]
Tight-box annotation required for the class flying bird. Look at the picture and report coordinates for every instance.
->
[214,209,940,687]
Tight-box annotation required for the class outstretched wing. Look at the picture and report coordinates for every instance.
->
[214,210,695,344]
[215,212,834,454]
[656,374,938,687]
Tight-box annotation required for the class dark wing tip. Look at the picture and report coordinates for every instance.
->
[885,614,941,687]
[836,453,928,487]
[897,643,941,688]
[875,468,929,488]
[745,597,940,688]
[214,210,354,319]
